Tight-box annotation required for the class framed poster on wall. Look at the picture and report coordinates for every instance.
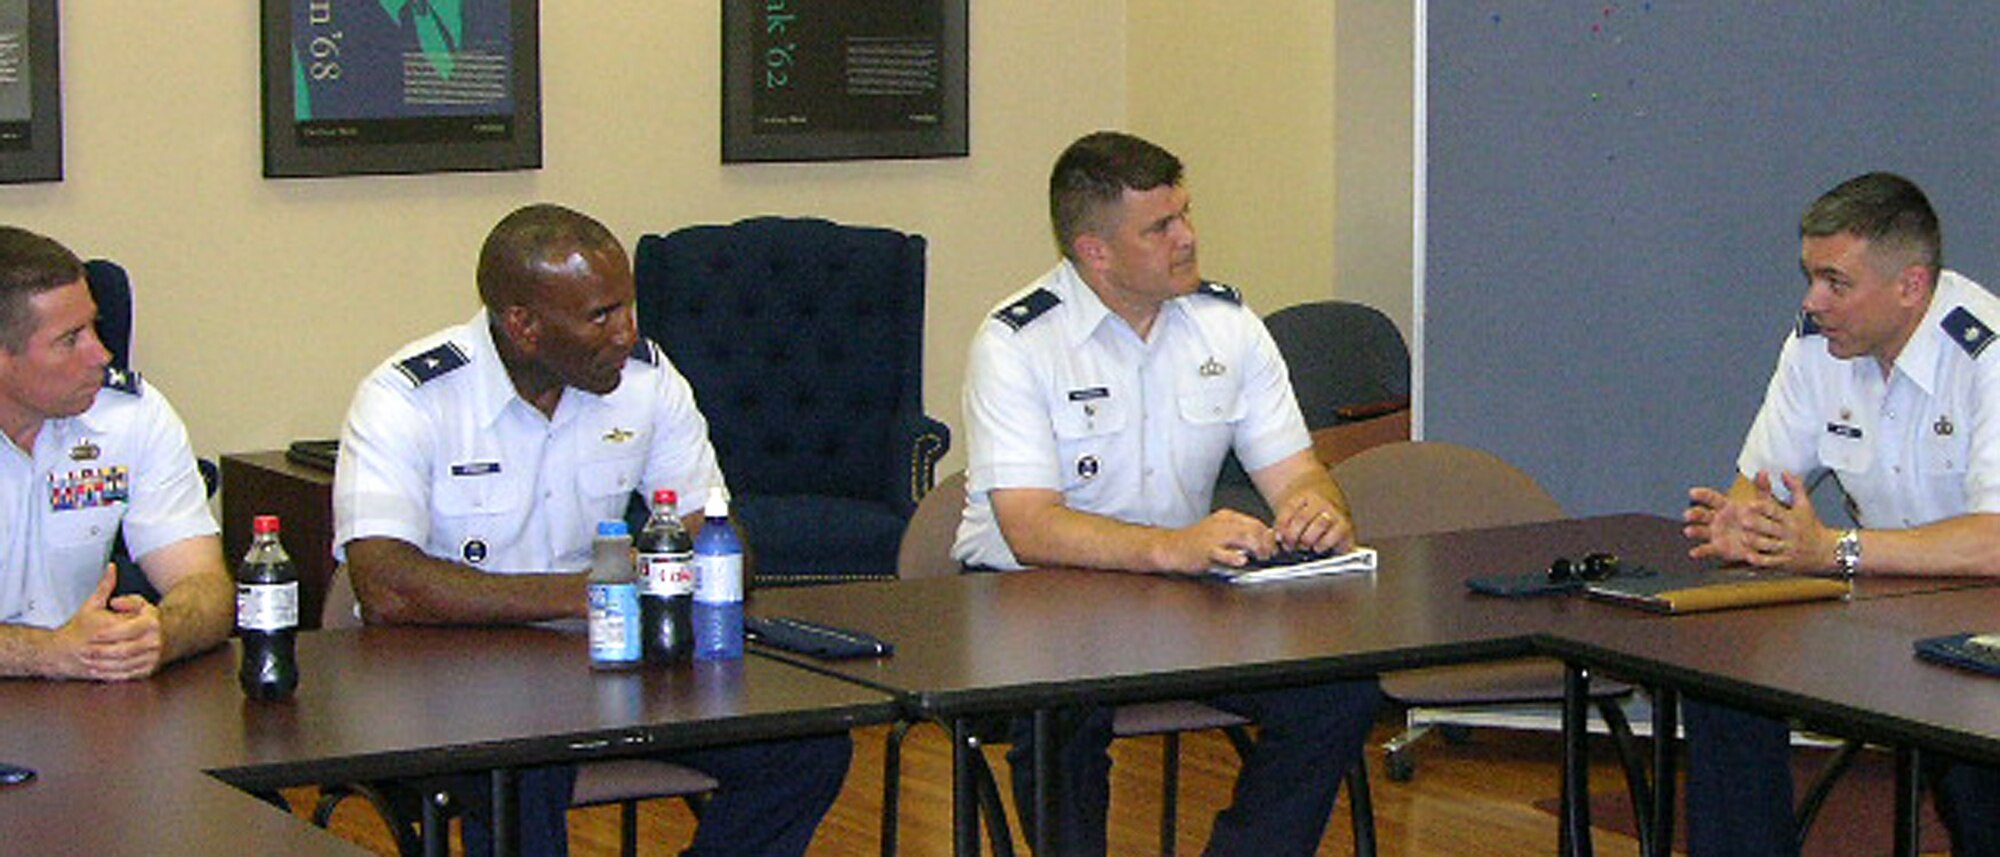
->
[260,0,540,178]
[722,0,967,163]
[0,0,60,184]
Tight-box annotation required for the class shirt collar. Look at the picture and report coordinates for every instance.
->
[1892,271,1959,396]
[465,309,527,430]
[1053,259,1191,348]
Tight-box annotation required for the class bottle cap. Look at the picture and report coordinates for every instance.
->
[253,515,282,534]
[596,520,629,537]
[704,485,730,517]
[654,488,676,507]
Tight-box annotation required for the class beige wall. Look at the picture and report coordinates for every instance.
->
[1126,1,1337,317]
[8,3,1415,486]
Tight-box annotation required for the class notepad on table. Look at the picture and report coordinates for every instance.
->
[1583,567,1849,614]
[1209,546,1378,585]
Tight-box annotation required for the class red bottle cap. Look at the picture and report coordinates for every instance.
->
[253,515,282,534]
[654,488,677,506]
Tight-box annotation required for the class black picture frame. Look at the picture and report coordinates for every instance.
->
[260,0,540,179]
[0,0,61,184]
[722,0,967,163]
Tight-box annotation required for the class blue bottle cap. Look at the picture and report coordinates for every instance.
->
[597,520,629,537]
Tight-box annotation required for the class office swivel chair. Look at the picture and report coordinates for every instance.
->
[1333,442,1655,849]
[892,471,1375,857]
[633,216,949,587]
[311,567,719,857]
[82,259,220,602]
[1213,300,1411,518]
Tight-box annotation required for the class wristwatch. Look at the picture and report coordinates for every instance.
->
[1834,528,1862,578]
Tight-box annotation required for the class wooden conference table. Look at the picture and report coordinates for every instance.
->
[0,624,899,856]
[748,513,2000,857]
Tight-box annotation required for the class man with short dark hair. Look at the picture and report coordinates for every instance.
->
[335,204,850,856]
[955,132,1381,855]
[1684,172,2000,855]
[0,226,233,681]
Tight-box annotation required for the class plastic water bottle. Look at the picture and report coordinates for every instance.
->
[692,486,744,661]
[588,520,642,669]
[636,488,695,665]
[237,514,299,700]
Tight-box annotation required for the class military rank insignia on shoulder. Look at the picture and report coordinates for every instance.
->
[1197,281,1243,305]
[628,338,661,366]
[1943,307,1995,359]
[1795,310,1822,337]
[100,365,142,395]
[994,288,1061,331]
[395,342,470,387]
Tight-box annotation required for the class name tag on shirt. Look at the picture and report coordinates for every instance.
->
[450,461,503,477]
[1825,422,1863,440]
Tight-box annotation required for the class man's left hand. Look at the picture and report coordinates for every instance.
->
[1274,493,1355,554]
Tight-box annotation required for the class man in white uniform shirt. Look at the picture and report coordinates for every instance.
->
[0,226,231,681]
[334,204,849,857]
[1683,173,2000,855]
[954,131,1381,856]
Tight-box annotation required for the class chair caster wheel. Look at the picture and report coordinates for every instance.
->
[1386,750,1415,782]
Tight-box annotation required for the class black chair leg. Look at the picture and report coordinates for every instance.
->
[1347,763,1377,857]
[1160,732,1181,857]
[966,748,1017,857]
[883,720,912,857]
[1597,695,1654,857]
[1795,739,1865,852]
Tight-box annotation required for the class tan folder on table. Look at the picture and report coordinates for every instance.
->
[1584,568,1850,614]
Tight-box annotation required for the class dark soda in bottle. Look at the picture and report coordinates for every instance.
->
[636,489,695,665]
[237,514,299,700]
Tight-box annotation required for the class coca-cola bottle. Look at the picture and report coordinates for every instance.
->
[237,515,299,700]
[636,489,695,665]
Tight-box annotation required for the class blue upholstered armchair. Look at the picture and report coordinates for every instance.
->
[633,217,950,585]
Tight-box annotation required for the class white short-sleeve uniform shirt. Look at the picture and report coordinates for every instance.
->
[0,370,216,628]
[334,311,724,574]
[1737,270,2000,529]
[954,260,1311,569]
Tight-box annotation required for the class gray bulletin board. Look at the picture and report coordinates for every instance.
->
[1423,2,2000,516]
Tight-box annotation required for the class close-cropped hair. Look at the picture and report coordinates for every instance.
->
[476,203,623,309]
[0,226,86,353]
[1048,131,1184,261]
[1800,172,1942,275]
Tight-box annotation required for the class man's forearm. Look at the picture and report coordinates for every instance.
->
[155,571,234,664]
[999,503,1182,572]
[1851,514,2000,577]
[0,625,57,678]
[347,538,588,626]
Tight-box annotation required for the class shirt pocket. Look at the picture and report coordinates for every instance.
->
[431,468,530,563]
[45,505,121,580]
[1817,424,1874,479]
[1921,415,1971,481]
[1051,394,1127,495]
[1176,376,1247,467]
[577,455,647,523]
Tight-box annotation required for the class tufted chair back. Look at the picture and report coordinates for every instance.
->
[633,217,949,585]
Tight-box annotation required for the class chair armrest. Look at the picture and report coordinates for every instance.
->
[1332,395,1412,423]
[1313,411,1411,467]
[887,412,952,519]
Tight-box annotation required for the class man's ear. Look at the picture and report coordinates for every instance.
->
[1072,232,1109,273]
[499,304,539,352]
[1897,264,1934,307]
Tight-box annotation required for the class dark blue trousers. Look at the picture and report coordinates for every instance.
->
[426,732,852,856]
[1005,678,1381,857]
[1686,698,2000,857]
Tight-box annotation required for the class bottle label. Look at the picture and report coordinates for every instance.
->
[638,553,695,598]
[236,582,299,631]
[588,582,642,663]
[693,553,744,603]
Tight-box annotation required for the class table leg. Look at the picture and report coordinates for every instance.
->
[1560,663,1595,857]
[421,788,449,857]
[1894,746,1922,857]
[953,718,979,857]
[1648,686,1678,857]
[490,768,516,857]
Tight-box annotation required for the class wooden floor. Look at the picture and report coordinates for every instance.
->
[286,712,1666,856]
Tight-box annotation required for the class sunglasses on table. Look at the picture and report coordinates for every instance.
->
[1546,552,1621,583]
